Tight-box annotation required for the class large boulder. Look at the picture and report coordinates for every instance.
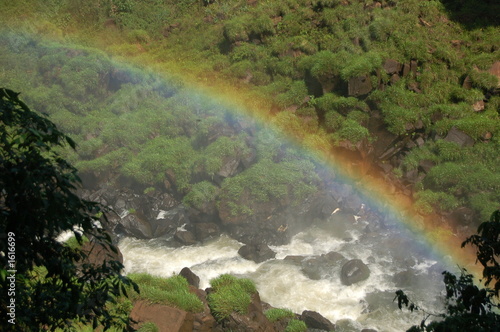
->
[340,259,370,285]
[118,213,153,239]
[301,252,346,280]
[301,310,335,331]
[180,267,200,288]
[238,244,276,263]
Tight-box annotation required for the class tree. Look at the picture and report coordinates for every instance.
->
[0,88,136,331]
[395,210,500,331]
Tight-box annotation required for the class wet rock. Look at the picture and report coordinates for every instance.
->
[238,243,276,263]
[301,310,335,331]
[361,329,378,332]
[301,252,346,280]
[306,193,340,220]
[119,213,153,239]
[444,126,474,147]
[151,206,189,238]
[283,255,307,265]
[194,222,220,241]
[180,267,200,288]
[340,259,370,285]
[348,75,372,96]
[175,230,197,245]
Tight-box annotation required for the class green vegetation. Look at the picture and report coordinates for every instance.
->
[127,273,204,312]
[285,319,308,332]
[265,308,295,322]
[137,322,159,332]
[0,88,136,331]
[207,274,257,320]
[0,0,498,227]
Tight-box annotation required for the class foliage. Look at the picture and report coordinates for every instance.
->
[285,319,308,332]
[0,88,136,331]
[265,308,295,322]
[395,210,500,331]
[127,273,204,312]
[207,274,257,321]
[183,181,219,210]
[137,321,159,332]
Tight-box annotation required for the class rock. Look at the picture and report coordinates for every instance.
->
[175,230,197,245]
[130,300,193,332]
[472,100,485,112]
[488,61,500,88]
[383,59,402,75]
[283,255,306,265]
[361,329,378,332]
[390,73,400,84]
[180,267,200,288]
[222,293,275,332]
[151,206,189,238]
[348,75,372,96]
[194,222,220,241]
[301,252,346,280]
[402,63,411,77]
[301,310,335,331]
[444,126,474,147]
[238,244,276,263]
[306,193,340,219]
[340,259,370,285]
[76,240,124,275]
[119,213,153,239]
[418,159,435,173]
[218,157,241,178]
[462,75,473,89]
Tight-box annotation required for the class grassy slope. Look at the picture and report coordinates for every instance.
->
[0,0,499,223]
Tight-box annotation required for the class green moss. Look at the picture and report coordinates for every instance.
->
[127,273,204,313]
[265,308,295,322]
[414,190,460,214]
[219,158,318,216]
[207,274,257,321]
[183,181,219,210]
[285,319,307,332]
[137,322,159,332]
[65,235,90,250]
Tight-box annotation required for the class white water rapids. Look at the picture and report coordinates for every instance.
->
[119,213,453,331]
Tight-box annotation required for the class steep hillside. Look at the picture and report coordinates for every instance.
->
[1,0,499,225]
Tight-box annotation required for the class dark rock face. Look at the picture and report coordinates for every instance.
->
[175,230,197,245]
[194,222,220,242]
[180,267,200,288]
[301,310,335,331]
[444,126,474,147]
[348,75,372,96]
[119,213,153,239]
[340,259,370,285]
[238,244,276,263]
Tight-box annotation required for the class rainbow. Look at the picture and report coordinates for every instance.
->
[0,28,481,279]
